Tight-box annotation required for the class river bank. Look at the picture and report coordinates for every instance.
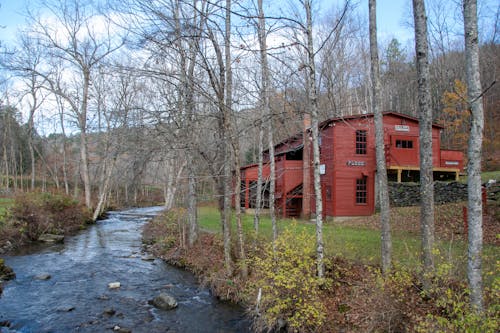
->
[142,207,499,332]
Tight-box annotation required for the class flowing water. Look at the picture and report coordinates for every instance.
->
[0,207,250,333]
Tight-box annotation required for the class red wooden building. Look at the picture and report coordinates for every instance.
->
[239,112,463,218]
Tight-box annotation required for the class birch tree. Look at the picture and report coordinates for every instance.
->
[369,0,392,275]
[412,0,435,290]
[303,0,324,278]
[463,0,484,313]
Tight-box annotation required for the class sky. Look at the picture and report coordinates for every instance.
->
[0,0,29,42]
[1,0,499,43]
[0,0,417,44]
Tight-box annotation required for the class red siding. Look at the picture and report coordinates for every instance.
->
[240,112,461,218]
[241,164,270,180]
[383,115,442,168]
[440,150,464,171]
[330,118,376,216]
[275,159,303,195]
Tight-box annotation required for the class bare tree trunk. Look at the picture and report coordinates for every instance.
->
[253,117,264,234]
[20,150,24,192]
[302,114,311,219]
[11,147,18,190]
[268,117,277,245]
[233,154,247,277]
[57,97,70,195]
[173,0,203,247]
[222,143,233,275]
[412,0,435,290]
[463,0,484,313]
[3,124,10,191]
[305,0,324,278]
[369,0,392,275]
[225,0,245,277]
[163,159,186,210]
[29,138,36,190]
[80,69,92,208]
[92,159,115,221]
[253,0,268,234]
[187,164,198,247]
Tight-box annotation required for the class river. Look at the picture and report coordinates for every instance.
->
[0,206,250,333]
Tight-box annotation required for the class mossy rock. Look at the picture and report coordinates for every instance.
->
[0,259,15,281]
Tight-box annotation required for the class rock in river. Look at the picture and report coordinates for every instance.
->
[108,282,121,289]
[141,254,155,261]
[38,234,65,243]
[103,308,116,316]
[150,293,178,310]
[33,274,51,280]
[56,305,75,312]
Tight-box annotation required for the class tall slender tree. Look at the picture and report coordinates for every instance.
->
[255,0,277,245]
[412,0,435,290]
[304,0,324,278]
[369,0,392,275]
[463,0,484,313]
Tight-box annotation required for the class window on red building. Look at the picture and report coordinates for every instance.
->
[356,177,367,204]
[356,130,367,154]
[395,139,413,149]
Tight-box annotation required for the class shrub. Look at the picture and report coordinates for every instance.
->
[249,226,329,332]
[9,192,91,240]
[416,261,500,332]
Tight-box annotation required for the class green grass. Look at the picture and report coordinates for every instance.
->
[460,170,500,183]
[198,206,424,265]
[481,170,500,182]
[198,206,498,283]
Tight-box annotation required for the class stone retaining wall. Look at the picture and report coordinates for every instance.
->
[389,181,469,207]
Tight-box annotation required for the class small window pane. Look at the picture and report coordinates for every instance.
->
[356,177,367,204]
[395,139,413,149]
[356,130,367,154]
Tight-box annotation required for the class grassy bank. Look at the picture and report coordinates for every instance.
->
[144,204,499,332]
[198,205,498,280]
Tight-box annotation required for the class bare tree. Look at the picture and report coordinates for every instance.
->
[27,0,122,210]
[463,0,484,313]
[369,0,392,275]
[412,0,435,290]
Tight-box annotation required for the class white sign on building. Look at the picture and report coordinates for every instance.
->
[395,125,410,132]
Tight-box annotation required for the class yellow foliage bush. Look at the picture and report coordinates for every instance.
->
[249,226,328,332]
